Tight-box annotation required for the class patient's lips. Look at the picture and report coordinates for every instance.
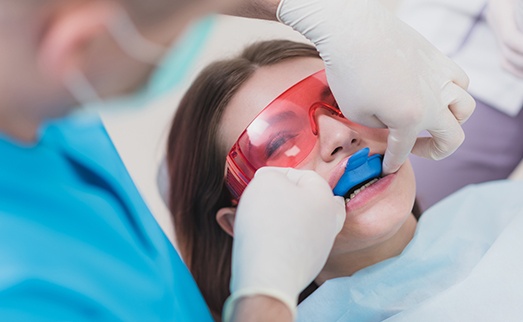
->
[345,172,395,212]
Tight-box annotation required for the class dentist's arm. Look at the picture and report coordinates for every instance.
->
[225,0,475,174]
[223,168,346,322]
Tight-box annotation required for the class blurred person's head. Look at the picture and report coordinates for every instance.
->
[0,0,212,141]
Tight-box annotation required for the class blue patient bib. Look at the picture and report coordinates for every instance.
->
[0,114,212,321]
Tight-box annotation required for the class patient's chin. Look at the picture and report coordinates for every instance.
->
[333,203,414,253]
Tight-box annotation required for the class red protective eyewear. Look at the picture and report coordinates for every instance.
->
[225,69,345,200]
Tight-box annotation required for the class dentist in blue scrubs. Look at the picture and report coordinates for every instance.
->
[0,0,475,321]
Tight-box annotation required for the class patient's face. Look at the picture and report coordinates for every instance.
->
[219,57,416,256]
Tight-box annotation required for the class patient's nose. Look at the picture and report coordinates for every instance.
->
[316,113,361,162]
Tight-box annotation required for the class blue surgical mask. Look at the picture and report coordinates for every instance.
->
[65,12,215,112]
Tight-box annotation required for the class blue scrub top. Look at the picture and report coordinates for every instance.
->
[0,114,213,321]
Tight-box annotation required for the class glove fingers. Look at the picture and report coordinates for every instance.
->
[496,16,523,55]
[382,128,417,174]
[500,44,523,70]
[411,112,464,160]
[285,168,330,189]
[487,2,523,50]
[341,109,386,129]
[252,168,345,234]
[334,196,346,233]
[255,166,290,178]
[503,34,523,56]
[444,57,470,89]
[258,166,330,189]
[501,58,523,78]
[442,82,476,124]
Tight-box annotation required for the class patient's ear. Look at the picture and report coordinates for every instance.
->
[216,207,237,237]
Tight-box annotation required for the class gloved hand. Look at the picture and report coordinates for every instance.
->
[222,167,345,321]
[278,0,475,174]
[487,0,523,78]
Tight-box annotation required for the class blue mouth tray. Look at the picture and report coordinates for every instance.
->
[332,147,383,197]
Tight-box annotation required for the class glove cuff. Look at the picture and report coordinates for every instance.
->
[276,0,357,65]
[277,0,330,38]
[222,288,297,322]
[275,0,285,24]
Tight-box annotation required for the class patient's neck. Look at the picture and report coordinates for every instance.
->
[315,214,417,285]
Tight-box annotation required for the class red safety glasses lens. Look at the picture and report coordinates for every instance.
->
[225,69,344,200]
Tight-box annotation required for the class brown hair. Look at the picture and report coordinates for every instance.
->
[166,40,321,321]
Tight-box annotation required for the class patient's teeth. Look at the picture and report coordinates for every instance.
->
[345,178,380,203]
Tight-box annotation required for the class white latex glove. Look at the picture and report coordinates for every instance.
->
[487,0,523,78]
[278,0,475,174]
[222,167,345,321]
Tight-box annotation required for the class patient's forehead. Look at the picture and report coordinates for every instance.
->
[218,57,324,153]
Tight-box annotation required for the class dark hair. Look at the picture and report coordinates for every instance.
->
[166,40,321,321]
